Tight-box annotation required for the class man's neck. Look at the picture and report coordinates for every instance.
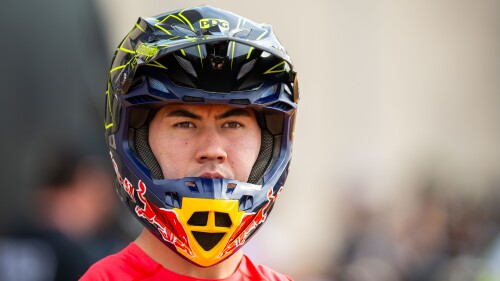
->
[135,229,243,279]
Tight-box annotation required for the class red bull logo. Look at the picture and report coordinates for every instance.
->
[135,180,194,257]
[110,152,135,202]
[109,151,193,257]
[219,186,283,258]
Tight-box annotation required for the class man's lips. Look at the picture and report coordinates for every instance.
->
[199,172,225,179]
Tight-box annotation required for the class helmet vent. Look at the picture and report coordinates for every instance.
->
[184,181,199,192]
[172,24,199,37]
[239,195,254,211]
[187,212,209,226]
[229,99,250,105]
[268,101,294,112]
[283,84,293,98]
[226,182,237,194]
[174,54,198,78]
[148,77,169,92]
[237,59,256,79]
[164,192,180,208]
[192,232,225,251]
[148,77,178,99]
[182,96,205,102]
[125,95,161,105]
[232,29,251,38]
[256,85,277,100]
[215,212,232,227]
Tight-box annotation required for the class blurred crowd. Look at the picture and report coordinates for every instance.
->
[329,180,500,281]
[0,148,135,281]
[0,1,135,278]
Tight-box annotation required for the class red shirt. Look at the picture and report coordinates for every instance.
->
[80,243,292,281]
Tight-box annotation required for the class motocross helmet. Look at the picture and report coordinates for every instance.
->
[105,5,299,267]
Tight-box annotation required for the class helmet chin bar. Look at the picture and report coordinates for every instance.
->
[111,148,285,266]
[114,160,283,266]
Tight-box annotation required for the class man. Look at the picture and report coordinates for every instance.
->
[81,5,299,280]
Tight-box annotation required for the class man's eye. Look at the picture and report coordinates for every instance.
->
[174,122,196,128]
[222,122,243,129]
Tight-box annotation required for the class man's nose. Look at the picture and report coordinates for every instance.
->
[195,128,227,163]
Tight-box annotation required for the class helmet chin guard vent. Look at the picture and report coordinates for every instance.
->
[192,232,225,251]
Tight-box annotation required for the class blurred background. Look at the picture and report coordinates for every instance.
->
[1,0,499,280]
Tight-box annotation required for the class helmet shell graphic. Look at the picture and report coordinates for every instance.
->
[104,5,299,267]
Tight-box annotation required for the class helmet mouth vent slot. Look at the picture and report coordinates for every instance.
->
[226,182,237,194]
[164,192,180,208]
[239,195,254,210]
[215,212,232,227]
[187,211,209,226]
[192,231,225,251]
[184,181,199,192]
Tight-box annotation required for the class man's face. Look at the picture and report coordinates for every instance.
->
[149,104,261,182]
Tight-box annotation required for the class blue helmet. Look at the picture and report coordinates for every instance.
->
[104,5,299,267]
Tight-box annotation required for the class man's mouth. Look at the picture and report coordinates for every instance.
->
[199,172,224,179]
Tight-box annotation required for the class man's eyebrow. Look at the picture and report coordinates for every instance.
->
[216,108,253,119]
[166,109,201,120]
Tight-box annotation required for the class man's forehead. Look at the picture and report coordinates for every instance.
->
[159,104,255,118]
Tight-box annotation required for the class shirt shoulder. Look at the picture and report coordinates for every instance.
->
[79,243,162,281]
[234,255,293,281]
